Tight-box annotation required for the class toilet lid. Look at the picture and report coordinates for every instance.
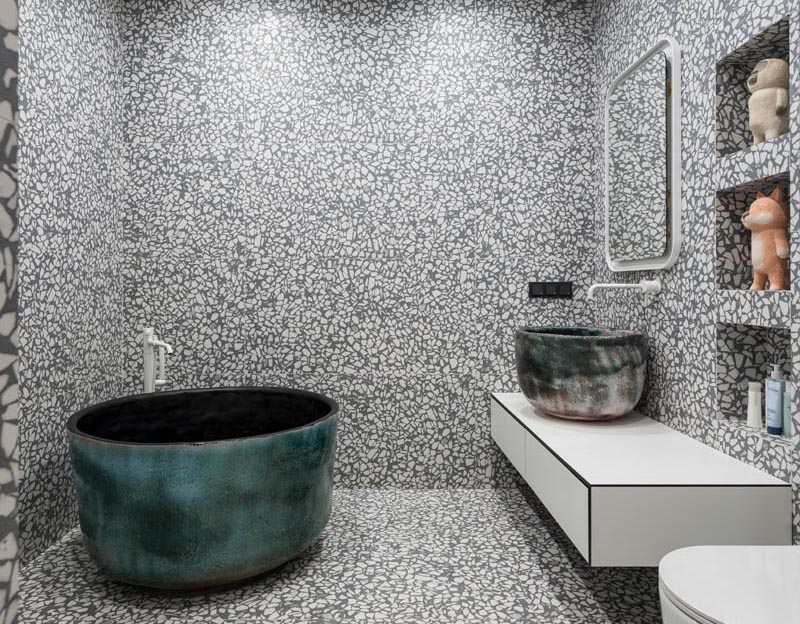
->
[659,546,800,624]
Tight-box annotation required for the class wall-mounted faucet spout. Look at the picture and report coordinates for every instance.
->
[587,279,661,300]
[141,327,173,393]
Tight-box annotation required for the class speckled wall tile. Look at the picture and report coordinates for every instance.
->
[15,0,601,567]
[594,0,800,542]
[716,171,790,290]
[17,0,127,564]
[715,289,791,327]
[0,0,17,621]
[119,0,598,493]
[715,322,791,421]
[15,2,800,610]
[715,16,789,157]
[716,132,791,190]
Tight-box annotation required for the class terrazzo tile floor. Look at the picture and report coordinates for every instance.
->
[22,487,660,623]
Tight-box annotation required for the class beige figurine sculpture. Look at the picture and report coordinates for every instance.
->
[742,187,789,291]
[747,58,790,144]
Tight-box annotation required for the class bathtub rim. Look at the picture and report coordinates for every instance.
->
[66,385,339,448]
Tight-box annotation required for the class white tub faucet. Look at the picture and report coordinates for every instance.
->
[141,327,173,393]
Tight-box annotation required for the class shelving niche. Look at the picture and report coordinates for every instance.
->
[712,13,796,440]
[715,322,791,429]
[716,172,790,291]
[716,16,790,158]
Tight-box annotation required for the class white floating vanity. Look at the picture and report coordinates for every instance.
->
[491,393,792,567]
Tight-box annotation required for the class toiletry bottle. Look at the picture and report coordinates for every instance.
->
[783,382,793,438]
[747,382,762,429]
[747,381,762,429]
[765,364,785,435]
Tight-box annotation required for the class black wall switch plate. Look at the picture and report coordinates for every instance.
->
[529,282,545,297]
[529,281,573,299]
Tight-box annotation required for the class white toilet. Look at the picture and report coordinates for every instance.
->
[659,546,800,623]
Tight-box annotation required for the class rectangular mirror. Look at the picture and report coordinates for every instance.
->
[605,37,682,272]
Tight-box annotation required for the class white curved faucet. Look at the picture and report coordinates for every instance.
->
[587,279,661,300]
[142,327,173,393]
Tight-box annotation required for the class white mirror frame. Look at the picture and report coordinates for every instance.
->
[604,36,682,272]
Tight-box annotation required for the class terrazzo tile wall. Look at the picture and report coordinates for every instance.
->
[0,0,17,620]
[15,0,599,565]
[17,0,127,563]
[119,0,597,489]
[715,322,791,420]
[592,0,800,540]
[716,170,790,290]
[17,0,798,584]
[715,17,789,158]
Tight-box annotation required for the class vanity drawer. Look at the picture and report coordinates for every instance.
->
[524,431,590,560]
[490,400,526,475]
[491,393,792,566]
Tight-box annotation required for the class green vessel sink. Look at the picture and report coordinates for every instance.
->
[515,326,647,420]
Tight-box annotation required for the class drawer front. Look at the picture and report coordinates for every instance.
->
[591,485,792,567]
[524,433,590,560]
[490,400,526,475]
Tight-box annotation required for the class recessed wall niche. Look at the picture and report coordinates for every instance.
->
[715,171,790,290]
[715,322,791,424]
[716,16,790,158]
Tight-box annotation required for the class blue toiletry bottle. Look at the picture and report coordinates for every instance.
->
[783,382,792,438]
[765,364,785,435]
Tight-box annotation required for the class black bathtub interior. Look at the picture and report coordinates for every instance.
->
[71,389,335,444]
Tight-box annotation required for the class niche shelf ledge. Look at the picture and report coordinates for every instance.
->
[717,416,794,448]
[716,132,791,191]
[715,290,791,329]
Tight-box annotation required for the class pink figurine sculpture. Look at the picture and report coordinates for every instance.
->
[742,187,789,291]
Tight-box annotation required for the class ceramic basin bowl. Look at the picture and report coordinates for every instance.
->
[67,387,338,589]
[515,326,647,420]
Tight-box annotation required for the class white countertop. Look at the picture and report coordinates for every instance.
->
[491,393,788,487]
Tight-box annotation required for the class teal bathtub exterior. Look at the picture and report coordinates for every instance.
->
[67,387,337,589]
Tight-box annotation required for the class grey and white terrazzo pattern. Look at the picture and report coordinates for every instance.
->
[715,322,791,422]
[17,0,127,563]
[118,0,597,494]
[17,0,600,563]
[593,0,800,541]
[21,488,661,624]
[592,0,715,437]
[715,171,790,290]
[715,16,790,157]
[715,289,791,327]
[715,1,800,538]
[789,1,800,545]
[0,0,17,622]
[715,131,791,190]
[14,6,800,622]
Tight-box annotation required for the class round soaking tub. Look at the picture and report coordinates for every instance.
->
[66,387,338,589]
